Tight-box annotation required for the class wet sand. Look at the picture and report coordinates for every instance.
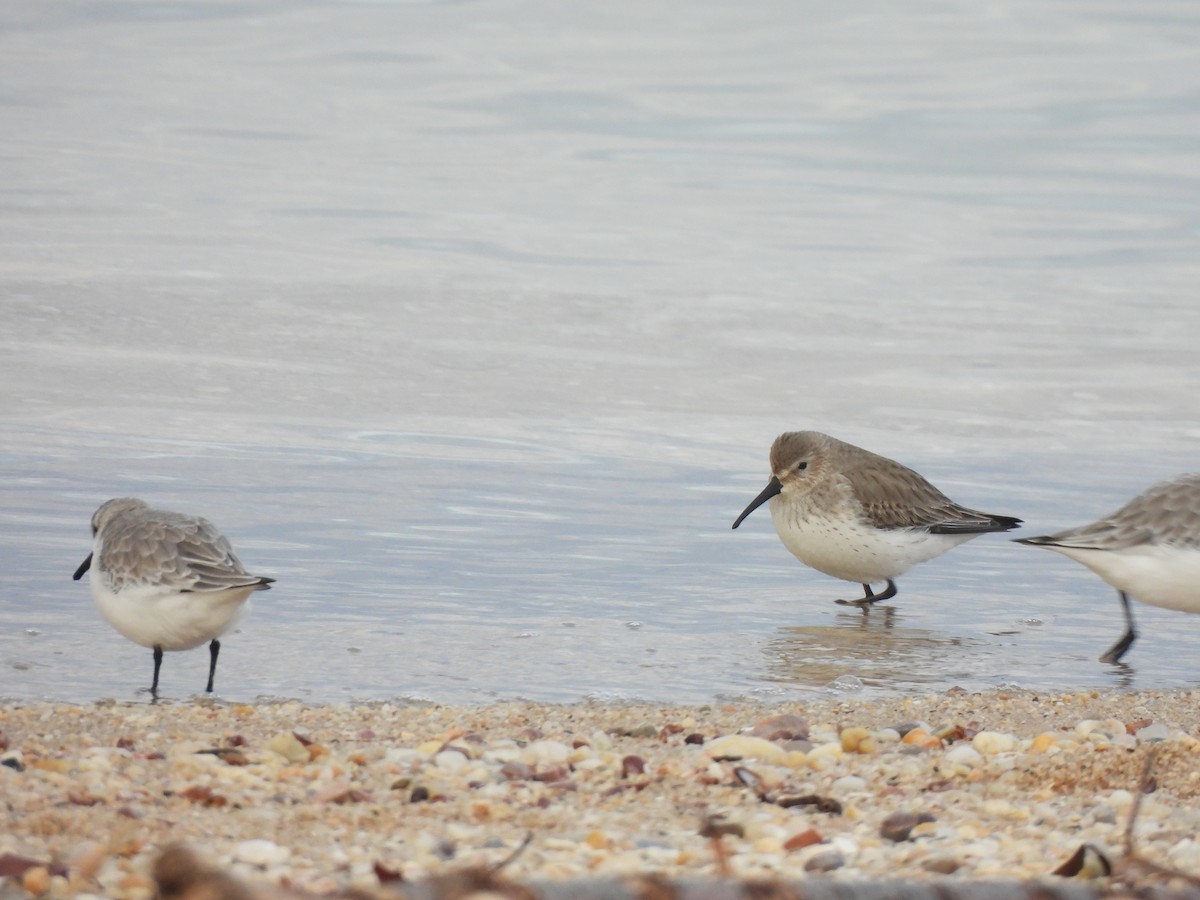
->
[3,689,1200,897]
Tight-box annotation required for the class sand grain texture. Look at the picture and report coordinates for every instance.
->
[3,690,1200,898]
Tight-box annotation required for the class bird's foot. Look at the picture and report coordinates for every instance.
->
[1099,629,1136,665]
[835,597,878,609]
[835,580,897,609]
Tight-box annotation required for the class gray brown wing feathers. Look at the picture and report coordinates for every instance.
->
[1018,474,1200,551]
[842,452,1022,533]
[100,509,274,592]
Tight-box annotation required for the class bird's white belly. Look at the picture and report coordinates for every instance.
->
[1049,544,1200,614]
[91,570,253,650]
[769,498,973,583]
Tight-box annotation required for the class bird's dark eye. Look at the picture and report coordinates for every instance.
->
[797,461,808,471]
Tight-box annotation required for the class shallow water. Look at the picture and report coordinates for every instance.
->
[3,0,1200,704]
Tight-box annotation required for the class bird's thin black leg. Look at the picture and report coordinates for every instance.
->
[868,579,898,603]
[206,639,220,693]
[1099,591,1137,664]
[150,646,163,700]
[836,579,898,608]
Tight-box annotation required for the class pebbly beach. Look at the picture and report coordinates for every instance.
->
[3,689,1200,897]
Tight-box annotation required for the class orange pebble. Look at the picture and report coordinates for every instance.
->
[585,830,611,850]
[901,728,941,749]
[22,867,50,895]
[1031,733,1058,753]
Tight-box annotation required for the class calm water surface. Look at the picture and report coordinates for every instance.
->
[2,0,1200,704]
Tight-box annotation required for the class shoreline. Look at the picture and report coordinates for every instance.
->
[3,689,1200,897]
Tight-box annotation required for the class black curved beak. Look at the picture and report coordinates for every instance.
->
[73,553,92,581]
[732,476,782,529]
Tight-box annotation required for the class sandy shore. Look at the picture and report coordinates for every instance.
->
[3,689,1200,897]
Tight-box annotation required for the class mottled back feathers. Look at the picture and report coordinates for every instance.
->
[1018,474,1200,551]
[94,498,274,594]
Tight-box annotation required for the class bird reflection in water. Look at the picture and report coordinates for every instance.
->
[764,609,985,690]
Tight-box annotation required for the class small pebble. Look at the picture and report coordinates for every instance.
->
[784,828,823,851]
[944,744,982,766]
[972,731,1017,754]
[751,714,810,742]
[21,867,50,895]
[1107,789,1134,810]
[621,755,646,777]
[804,849,846,872]
[901,728,941,749]
[500,761,533,781]
[840,727,876,754]
[1112,733,1137,751]
[523,740,570,765]
[831,775,867,793]
[1091,805,1117,825]
[434,750,468,772]
[806,742,844,766]
[635,837,673,850]
[231,839,291,868]
[880,811,935,843]
[1135,723,1170,743]
[922,855,962,874]
[933,724,967,742]
[264,732,310,764]
[706,735,787,763]
[1031,733,1058,753]
[1168,838,1200,868]
[733,766,765,791]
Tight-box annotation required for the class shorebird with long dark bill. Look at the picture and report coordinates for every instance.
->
[74,497,274,699]
[732,431,1022,607]
[1016,474,1200,664]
